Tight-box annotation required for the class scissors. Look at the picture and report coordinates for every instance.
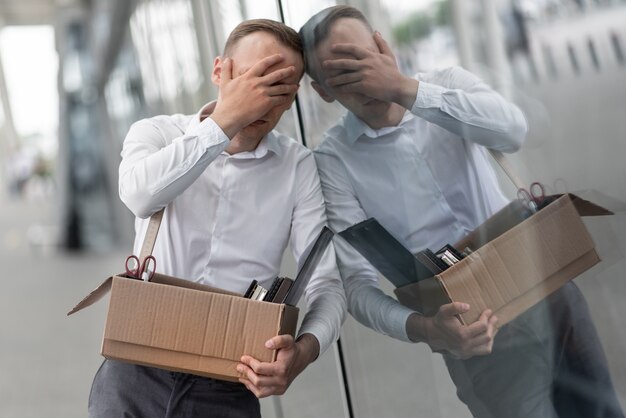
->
[125,254,156,281]
[517,181,546,213]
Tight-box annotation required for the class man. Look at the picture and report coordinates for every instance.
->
[300,6,623,418]
[89,19,346,417]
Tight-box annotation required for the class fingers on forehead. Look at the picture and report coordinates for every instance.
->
[245,54,285,76]
[331,43,368,58]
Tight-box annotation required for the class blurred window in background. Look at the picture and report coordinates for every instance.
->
[588,37,601,70]
[610,30,625,65]
[567,42,581,75]
[542,43,558,79]
[0,26,58,199]
[130,0,202,114]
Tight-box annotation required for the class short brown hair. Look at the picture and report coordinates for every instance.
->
[299,6,372,81]
[223,19,303,58]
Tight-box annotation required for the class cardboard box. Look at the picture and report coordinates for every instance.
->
[394,194,611,326]
[69,273,299,382]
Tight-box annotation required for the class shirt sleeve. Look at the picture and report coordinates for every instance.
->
[289,151,347,356]
[411,66,528,153]
[118,115,230,218]
[314,150,415,343]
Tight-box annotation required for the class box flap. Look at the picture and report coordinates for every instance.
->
[454,194,610,253]
[104,278,284,363]
[67,273,241,316]
[67,276,115,316]
[571,189,626,214]
[569,194,613,216]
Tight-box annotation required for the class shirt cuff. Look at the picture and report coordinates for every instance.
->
[297,324,331,358]
[385,304,415,343]
[185,115,230,150]
[411,81,446,112]
[297,301,342,357]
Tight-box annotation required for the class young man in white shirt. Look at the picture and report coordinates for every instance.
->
[300,6,623,418]
[89,19,346,417]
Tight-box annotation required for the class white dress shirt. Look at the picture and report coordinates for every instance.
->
[314,66,528,342]
[119,102,346,354]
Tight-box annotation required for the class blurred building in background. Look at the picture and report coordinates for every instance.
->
[1,0,625,417]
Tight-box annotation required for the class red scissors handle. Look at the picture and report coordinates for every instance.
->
[125,255,156,281]
[529,182,545,203]
[517,182,547,213]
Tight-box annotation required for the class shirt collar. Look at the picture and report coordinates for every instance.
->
[188,101,282,159]
[234,131,282,159]
[263,131,282,156]
[344,109,416,144]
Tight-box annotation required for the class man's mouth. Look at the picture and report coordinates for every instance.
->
[249,120,267,127]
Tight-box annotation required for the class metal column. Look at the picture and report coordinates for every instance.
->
[450,0,477,72]
[481,0,513,97]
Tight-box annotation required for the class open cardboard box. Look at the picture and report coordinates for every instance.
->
[68,273,299,382]
[394,194,612,326]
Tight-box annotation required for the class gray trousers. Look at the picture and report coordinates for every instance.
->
[88,360,260,418]
[445,282,624,418]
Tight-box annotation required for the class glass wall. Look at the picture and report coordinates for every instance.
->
[281,2,481,416]
[494,4,626,413]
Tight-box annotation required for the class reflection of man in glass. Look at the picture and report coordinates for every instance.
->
[301,6,623,418]
[88,19,346,417]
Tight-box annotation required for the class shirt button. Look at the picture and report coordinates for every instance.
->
[182,161,190,169]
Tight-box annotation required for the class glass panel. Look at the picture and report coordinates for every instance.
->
[287,0,626,416]
[105,41,148,145]
[282,1,473,416]
[501,16,626,413]
[130,0,202,114]
[512,15,626,418]
[282,0,345,148]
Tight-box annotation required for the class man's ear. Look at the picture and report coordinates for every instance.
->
[311,80,335,103]
[211,56,222,86]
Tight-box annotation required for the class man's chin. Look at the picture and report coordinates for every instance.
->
[340,97,385,114]
[352,99,387,114]
[238,123,272,141]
